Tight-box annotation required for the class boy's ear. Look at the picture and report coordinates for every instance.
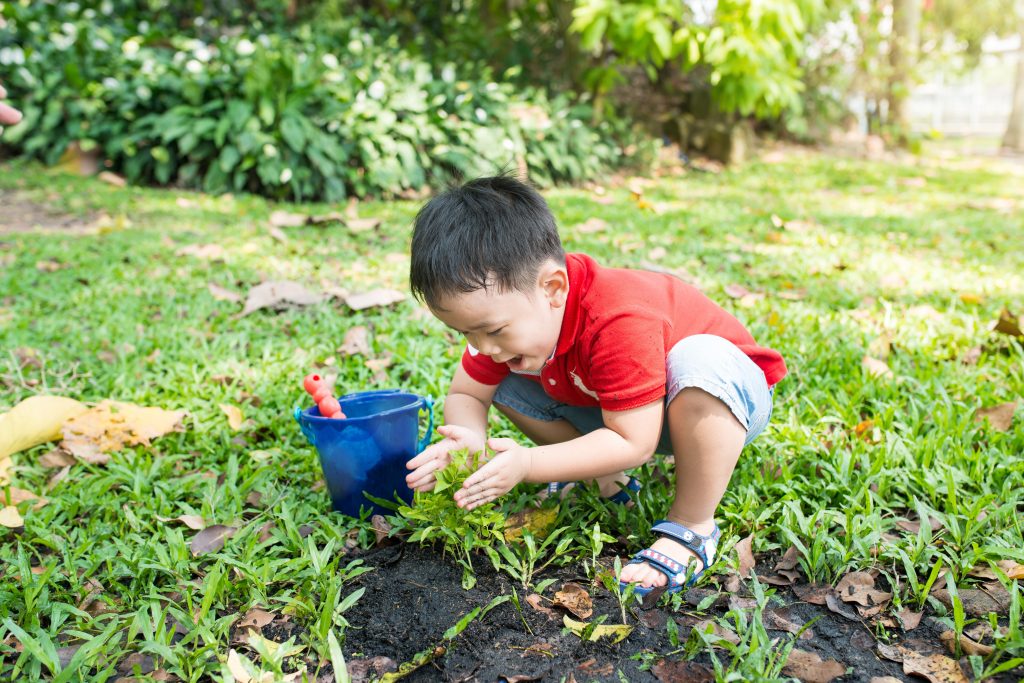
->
[539,263,569,307]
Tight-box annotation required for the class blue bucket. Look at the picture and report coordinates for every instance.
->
[294,389,433,517]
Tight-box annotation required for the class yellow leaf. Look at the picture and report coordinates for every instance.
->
[0,505,24,528]
[220,404,244,431]
[563,615,633,643]
[61,400,187,464]
[0,396,88,483]
[958,292,983,305]
[504,505,558,542]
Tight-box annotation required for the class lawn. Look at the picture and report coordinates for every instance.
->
[0,144,1022,682]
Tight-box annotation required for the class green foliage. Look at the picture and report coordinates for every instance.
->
[396,449,506,589]
[0,2,650,200]
[570,0,822,118]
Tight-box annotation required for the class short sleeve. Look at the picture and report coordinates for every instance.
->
[586,311,667,411]
[460,344,510,385]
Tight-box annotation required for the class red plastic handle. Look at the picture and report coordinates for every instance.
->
[302,373,346,419]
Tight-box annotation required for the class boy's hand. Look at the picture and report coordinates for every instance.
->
[454,437,532,510]
[405,424,484,492]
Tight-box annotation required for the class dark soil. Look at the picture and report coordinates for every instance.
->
[330,543,974,683]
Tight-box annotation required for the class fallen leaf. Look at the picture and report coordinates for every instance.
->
[931,588,1010,617]
[98,171,126,187]
[960,346,982,365]
[724,283,754,299]
[792,583,831,605]
[269,210,307,228]
[3,487,47,510]
[240,281,325,316]
[0,395,89,482]
[901,650,969,683]
[896,608,923,630]
[209,283,242,302]
[775,546,800,571]
[38,449,76,468]
[764,607,814,640]
[692,619,740,644]
[345,217,382,233]
[651,659,714,682]
[339,326,371,356]
[176,243,225,260]
[371,515,392,544]
[525,594,557,618]
[157,514,206,530]
[344,289,406,311]
[895,515,943,534]
[191,525,237,556]
[0,505,24,528]
[503,505,558,541]
[220,404,244,431]
[835,571,892,607]
[974,402,1017,432]
[577,658,613,677]
[237,608,276,631]
[552,583,593,619]
[862,356,893,378]
[992,308,1022,338]
[648,247,667,261]
[563,615,632,643]
[47,465,71,490]
[870,678,903,683]
[346,656,398,683]
[734,534,755,577]
[938,630,993,657]
[306,211,346,226]
[61,400,186,464]
[825,592,860,621]
[782,649,845,683]
[575,218,607,233]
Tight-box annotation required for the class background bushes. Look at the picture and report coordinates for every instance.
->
[0,1,653,201]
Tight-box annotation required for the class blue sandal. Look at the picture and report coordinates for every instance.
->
[619,520,721,598]
[546,475,641,505]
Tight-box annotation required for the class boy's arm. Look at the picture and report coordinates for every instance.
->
[454,399,663,509]
[405,363,498,491]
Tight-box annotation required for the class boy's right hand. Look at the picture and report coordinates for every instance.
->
[405,424,485,492]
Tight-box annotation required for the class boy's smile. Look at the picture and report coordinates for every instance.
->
[428,260,569,374]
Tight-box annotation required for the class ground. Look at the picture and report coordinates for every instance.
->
[0,141,1022,681]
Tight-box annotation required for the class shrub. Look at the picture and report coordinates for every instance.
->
[0,2,654,200]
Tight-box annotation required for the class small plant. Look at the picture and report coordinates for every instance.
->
[486,527,573,590]
[597,556,637,625]
[396,449,506,589]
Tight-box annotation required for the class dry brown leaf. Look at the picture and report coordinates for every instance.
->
[648,246,668,261]
[38,449,76,468]
[651,659,714,682]
[191,525,237,556]
[240,281,325,316]
[764,607,814,640]
[824,592,860,621]
[835,571,892,607]
[692,620,740,644]
[346,656,398,682]
[47,465,71,490]
[552,583,593,619]
[0,505,24,528]
[346,217,382,233]
[734,534,755,577]
[208,283,242,303]
[339,326,371,356]
[269,210,307,228]
[931,587,1010,617]
[862,356,893,378]
[0,396,89,482]
[782,649,845,683]
[98,171,127,187]
[895,515,943,534]
[575,218,608,233]
[220,404,244,431]
[3,488,47,510]
[960,346,982,365]
[157,514,206,530]
[724,283,754,299]
[870,678,903,683]
[938,630,993,657]
[992,308,1022,338]
[973,401,1017,432]
[237,608,276,631]
[61,400,186,464]
[897,608,923,631]
[775,546,800,571]
[176,243,225,260]
[792,583,831,605]
[525,593,557,618]
[902,650,969,683]
[371,515,392,545]
[344,289,406,311]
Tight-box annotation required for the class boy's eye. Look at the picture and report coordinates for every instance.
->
[487,327,505,337]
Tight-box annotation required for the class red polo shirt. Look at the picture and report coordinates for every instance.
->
[461,253,786,411]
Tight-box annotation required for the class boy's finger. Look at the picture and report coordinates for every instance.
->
[406,445,443,469]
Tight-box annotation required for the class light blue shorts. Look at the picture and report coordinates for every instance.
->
[492,334,774,455]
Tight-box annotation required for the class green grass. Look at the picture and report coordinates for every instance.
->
[1,144,1022,680]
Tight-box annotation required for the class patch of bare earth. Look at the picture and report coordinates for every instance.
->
[0,189,96,234]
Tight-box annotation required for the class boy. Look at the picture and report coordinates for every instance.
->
[405,175,785,596]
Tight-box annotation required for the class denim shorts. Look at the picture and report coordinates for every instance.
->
[492,334,775,455]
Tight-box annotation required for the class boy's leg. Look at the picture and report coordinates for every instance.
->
[619,334,773,590]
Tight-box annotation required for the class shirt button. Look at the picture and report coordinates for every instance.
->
[548,378,556,386]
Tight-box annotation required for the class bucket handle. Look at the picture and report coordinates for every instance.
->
[417,396,435,454]
[293,406,317,447]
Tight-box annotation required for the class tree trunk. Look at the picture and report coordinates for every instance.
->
[889,0,921,131]
[1002,30,1024,152]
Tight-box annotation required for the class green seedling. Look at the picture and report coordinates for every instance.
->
[397,449,506,589]
[486,526,573,589]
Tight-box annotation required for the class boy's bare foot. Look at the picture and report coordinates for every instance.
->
[618,519,717,589]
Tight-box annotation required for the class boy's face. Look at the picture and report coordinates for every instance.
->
[430,260,569,374]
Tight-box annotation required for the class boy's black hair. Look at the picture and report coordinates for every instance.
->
[409,173,565,309]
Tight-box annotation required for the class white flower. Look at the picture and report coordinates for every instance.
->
[236,39,255,56]
[185,59,202,74]
[280,168,292,184]
[441,65,456,83]
[194,45,212,62]
[367,80,386,100]
[102,77,119,90]
[321,53,339,70]
[263,144,278,158]
[122,38,140,57]
[0,47,25,66]
[475,107,487,122]
[62,22,77,36]
[347,39,363,54]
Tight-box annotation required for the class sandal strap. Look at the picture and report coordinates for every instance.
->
[604,476,641,505]
[628,548,691,588]
[650,520,720,569]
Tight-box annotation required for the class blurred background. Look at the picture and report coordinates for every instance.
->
[1,0,1021,202]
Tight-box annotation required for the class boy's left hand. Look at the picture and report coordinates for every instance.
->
[454,437,532,510]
